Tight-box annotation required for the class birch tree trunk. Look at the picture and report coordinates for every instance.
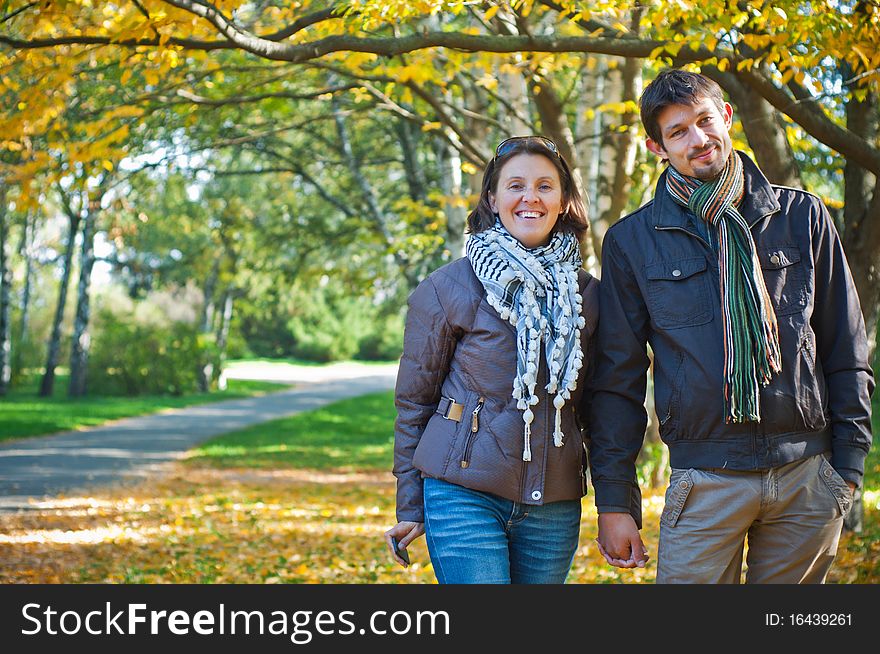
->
[576,57,605,230]
[595,56,641,260]
[197,257,220,393]
[68,188,102,397]
[14,210,35,378]
[40,193,81,398]
[213,290,234,391]
[521,53,599,269]
[0,187,11,395]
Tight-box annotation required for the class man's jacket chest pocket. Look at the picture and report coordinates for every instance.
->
[758,245,808,316]
[644,256,712,330]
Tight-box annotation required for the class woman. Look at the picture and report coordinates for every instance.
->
[384,136,598,584]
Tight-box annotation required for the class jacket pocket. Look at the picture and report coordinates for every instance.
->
[658,351,685,438]
[660,468,694,528]
[644,257,712,330]
[797,331,826,430]
[758,245,808,316]
[459,396,485,469]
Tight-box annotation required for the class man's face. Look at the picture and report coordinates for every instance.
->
[646,97,734,180]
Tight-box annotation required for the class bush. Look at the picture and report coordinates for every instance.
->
[88,318,203,395]
[356,310,404,361]
[287,284,366,363]
[87,284,207,395]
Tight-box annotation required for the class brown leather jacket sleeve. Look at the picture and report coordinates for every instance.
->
[393,275,458,522]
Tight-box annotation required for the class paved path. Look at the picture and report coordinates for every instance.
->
[0,363,398,511]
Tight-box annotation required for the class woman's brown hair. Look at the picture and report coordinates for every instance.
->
[466,136,590,244]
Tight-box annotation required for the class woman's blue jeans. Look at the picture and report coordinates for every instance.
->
[423,477,581,584]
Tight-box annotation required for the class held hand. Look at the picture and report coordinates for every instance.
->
[384,521,425,568]
[847,481,857,495]
[596,512,649,569]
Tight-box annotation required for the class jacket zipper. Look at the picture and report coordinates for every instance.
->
[659,351,685,428]
[460,397,484,468]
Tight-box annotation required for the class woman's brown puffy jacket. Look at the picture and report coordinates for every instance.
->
[393,257,599,522]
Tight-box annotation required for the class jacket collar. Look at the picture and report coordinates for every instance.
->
[651,151,781,230]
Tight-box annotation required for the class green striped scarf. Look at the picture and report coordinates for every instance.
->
[665,153,781,423]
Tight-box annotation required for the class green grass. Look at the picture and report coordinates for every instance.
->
[0,374,288,442]
[228,357,399,367]
[185,390,396,471]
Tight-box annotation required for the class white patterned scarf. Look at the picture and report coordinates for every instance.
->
[466,220,585,461]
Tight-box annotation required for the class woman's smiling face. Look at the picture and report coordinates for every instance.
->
[489,153,565,249]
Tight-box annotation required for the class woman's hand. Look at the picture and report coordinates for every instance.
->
[596,512,649,569]
[384,521,425,568]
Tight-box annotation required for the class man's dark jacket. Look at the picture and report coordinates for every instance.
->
[589,152,874,526]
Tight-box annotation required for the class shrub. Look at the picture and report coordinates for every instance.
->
[87,284,206,395]
[356,310,404,361]
[287,284,366,362]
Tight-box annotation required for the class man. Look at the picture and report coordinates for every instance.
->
[589,68,873,583]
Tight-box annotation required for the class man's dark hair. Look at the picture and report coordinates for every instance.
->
[640,69,726,147]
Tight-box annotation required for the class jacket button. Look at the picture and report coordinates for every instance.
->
[770,254,781,265]
[531,490,542,500]
[679,480,689,489]
[672,269,682,277]
[824,468,833,478]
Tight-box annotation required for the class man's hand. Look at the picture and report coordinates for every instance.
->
[847,481,857,495]
[596,512,649,569]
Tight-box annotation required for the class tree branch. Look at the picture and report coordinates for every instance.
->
[1,1,38,25]
[171,84,357,107]
[260,7,347,42]
[737,68,880,176]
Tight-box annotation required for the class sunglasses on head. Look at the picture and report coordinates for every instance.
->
[493,135,560,162]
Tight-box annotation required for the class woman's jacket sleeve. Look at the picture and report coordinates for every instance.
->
[393,275,458,522]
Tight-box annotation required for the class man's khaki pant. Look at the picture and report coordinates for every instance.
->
[656,453,852,584]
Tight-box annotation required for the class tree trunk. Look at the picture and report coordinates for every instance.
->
[0,187,11,395]
[68,192,100,397]
[40,197,81,397]
[705,68,803,187]
[840,81,879,533]
[436,136,467,260]
[14,210,35,378]
[495,59,531,136]
[576,57,605,231]
[527,72,598,269]
[197,257,220,393]
[213,290,234,391]
[596,55,641,259]
[841,84,879,349]
[396,117,427,202]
